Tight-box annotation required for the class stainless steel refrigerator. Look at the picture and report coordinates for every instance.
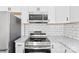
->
[0,11,21,53]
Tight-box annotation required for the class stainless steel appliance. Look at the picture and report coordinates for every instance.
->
[0,11,21,53]
[25,31,51,53]
[29,14,48,23]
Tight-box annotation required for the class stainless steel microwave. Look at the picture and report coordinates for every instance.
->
[29,14,48,23]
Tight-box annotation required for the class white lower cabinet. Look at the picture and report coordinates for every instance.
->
[51,42,74,53]
[15,43,25,53]
[51,43,66,53]
[65,48,74,53]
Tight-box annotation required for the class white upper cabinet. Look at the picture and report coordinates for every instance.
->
[0,6,8,11]
[0,6,22,18]
[8,7,22,18]
[48,7,55,23]
[8,7,22,12]
[55,6,69,23]
[70,6,79,22]
[21,6,55,23]
[22,6,71,24]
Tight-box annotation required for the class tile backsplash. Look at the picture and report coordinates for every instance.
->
[64,23,79,40]
[23,24,64,37]
[22,23,79,40]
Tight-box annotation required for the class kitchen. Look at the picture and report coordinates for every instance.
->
[0,6,79,53]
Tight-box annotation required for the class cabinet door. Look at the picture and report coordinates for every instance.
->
[70,6,79,22]
[15,43,25,53]
[51,43,65,53]
[55,6,69,23]
[48,7,55,23]
[65,48,74,53]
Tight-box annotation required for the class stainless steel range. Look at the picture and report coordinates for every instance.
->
[25,31,51,53]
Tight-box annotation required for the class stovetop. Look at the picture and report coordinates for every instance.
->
[25,31,51,49]
[26,37,50,42]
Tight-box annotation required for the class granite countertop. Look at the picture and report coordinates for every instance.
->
[15,36,28,43]
[15,35,79,53]
[48,36,79,53]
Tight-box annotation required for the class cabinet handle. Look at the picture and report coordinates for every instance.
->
[27,19,29,22]
[52,45,54,48]
[66,17,68,21]
[17,44,22,46]
[65,49,67,53]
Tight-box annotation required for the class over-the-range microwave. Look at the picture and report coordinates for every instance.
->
[29,14,48,23]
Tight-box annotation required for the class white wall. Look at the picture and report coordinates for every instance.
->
[0,6,8,11]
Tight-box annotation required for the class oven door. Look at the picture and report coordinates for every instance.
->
[25,49,51,53]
